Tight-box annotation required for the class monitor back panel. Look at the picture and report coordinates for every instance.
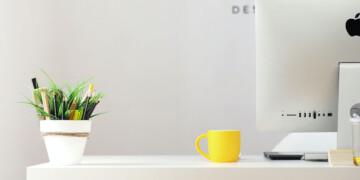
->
[256,0,360,132]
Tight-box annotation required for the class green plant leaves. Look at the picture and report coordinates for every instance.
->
[19,70,105,120]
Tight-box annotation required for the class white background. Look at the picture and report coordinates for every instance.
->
[0,0,285,179]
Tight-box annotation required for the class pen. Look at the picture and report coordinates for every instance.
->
[62,97,65,120]
[32,78,39,89]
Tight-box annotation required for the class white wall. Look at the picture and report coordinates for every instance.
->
[0,0,286,179]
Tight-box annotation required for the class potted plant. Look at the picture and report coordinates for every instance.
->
[21,70,106,165]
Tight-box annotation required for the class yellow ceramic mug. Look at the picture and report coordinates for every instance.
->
[196,130,241,162]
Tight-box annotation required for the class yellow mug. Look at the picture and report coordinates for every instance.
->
[196,130,241,162]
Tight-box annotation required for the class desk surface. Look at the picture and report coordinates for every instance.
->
[27,155,359,180]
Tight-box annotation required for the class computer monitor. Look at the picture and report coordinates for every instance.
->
[256,0,360,132]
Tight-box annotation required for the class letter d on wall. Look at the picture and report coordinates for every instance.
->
[232,6,240,14]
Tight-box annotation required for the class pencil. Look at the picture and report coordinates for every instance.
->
[40,88,51,120]
[31,78,45,120]
[53,91,57,119]
[81,84,94,102]
[82,91,91,120]
[62,97,65,120]
[73,110,80,120]
[86,98,101,119]
[68,98,77,120]
[85,103,95,119]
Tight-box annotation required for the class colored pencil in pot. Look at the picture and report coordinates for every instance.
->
[62,97,65,120]
[82,91,91,120]
[86,98,101,119]
[40,88,51,120]
[53,91,57,118]
[85,102,96,119]
[73,110,81,120]
[31,78,45,120]
[68,98,76,120]
[81,84,94,102]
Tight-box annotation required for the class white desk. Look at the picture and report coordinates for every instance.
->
[27,155,359,180]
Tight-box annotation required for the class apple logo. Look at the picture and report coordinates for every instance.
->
[346,13,360,37]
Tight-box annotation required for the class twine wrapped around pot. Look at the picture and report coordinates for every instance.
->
[41,132,90,139]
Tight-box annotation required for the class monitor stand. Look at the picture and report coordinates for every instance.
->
[337,62,360,149]
[265,62,360,160]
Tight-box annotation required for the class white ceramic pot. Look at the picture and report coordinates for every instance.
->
[40,120,91,165]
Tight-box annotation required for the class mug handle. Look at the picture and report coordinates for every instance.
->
[196,133,210,160]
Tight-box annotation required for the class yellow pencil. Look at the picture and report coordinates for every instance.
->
[73,110,80,120]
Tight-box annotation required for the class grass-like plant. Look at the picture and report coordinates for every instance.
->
[20,70,106,120]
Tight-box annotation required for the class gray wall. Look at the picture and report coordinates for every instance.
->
[0,0,285,179]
